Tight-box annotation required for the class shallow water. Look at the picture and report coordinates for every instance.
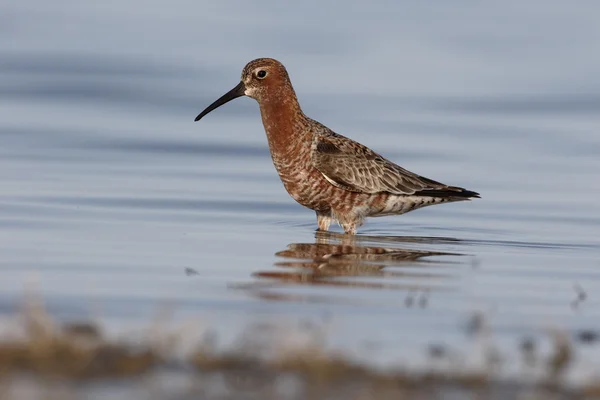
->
[1,0,600,385]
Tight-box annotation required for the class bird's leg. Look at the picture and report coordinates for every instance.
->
[316,211,332,231]
[341,223,357,235]
[332,208,363,235]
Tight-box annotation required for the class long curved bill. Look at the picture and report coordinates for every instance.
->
[194,81,246,121]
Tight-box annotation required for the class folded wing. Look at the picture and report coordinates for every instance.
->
[312,135,479,198]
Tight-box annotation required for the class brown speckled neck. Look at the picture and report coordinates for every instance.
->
[258,86,310,156]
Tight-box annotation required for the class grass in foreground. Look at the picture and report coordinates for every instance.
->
[0,296,598,400]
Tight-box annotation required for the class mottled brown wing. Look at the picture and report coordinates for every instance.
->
[311,135,446,195]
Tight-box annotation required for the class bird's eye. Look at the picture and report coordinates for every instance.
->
[256,70,267,79]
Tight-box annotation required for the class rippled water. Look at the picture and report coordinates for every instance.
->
[1,0,600,383]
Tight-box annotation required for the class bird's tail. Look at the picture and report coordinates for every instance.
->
[415,186,480,200]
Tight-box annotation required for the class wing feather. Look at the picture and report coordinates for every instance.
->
[312,134,477,198]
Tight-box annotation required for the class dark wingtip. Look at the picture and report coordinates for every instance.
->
[415,187,481,199]
[460,189,481,199]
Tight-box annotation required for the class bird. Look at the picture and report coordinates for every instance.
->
[194,58,479,234]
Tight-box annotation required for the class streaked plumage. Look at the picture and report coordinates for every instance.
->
[195,58,480,234]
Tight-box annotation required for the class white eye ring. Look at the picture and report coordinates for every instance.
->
[256,69,268,79]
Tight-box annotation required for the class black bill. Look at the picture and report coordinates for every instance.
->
[194,81,246,121]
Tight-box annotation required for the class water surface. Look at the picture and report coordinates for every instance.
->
[1,0,600,384]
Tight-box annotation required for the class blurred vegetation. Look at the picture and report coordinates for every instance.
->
[0,295,598,400]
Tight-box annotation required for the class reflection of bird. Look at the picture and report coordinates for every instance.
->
[210,233,469,304]
[273,234,459,276]
[195,58,479,234]
[275,242,450,272]
[249,238,460,295]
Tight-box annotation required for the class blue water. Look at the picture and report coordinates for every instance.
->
[1,0,600,382]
